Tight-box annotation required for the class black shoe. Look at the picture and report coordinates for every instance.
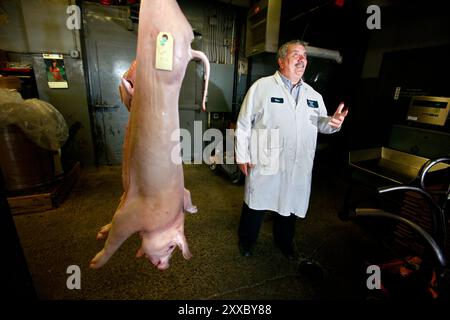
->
[282,250,299,261]
[275,242,298,260]
[238,242,253,257]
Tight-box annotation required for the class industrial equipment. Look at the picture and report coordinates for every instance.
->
[349,157,450,300]
[406,96,450,127]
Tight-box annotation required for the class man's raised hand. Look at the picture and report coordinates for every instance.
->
[329,102,348,128]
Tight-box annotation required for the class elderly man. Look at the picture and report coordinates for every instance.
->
[235,40,348,259]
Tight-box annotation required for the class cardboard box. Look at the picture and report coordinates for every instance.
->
[0,75,21,90]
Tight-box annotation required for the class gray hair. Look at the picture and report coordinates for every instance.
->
[277,40,308,60]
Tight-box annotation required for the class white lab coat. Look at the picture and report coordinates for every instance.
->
[235,71,340,218]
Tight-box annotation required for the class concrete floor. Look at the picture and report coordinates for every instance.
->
[13,156,379,300]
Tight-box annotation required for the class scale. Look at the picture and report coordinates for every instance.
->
[406,96,450,127]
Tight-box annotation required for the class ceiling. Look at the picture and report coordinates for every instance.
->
[213,0,251,7]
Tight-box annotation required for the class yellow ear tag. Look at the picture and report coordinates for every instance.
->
[155,32,173,71]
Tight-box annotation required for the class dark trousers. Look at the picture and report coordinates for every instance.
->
[238,202,297,253]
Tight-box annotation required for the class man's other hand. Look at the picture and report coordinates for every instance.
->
[238,163,254,176]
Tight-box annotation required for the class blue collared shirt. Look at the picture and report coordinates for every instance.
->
[278,71,302,105]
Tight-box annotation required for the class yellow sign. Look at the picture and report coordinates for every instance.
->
[155,32,174,71]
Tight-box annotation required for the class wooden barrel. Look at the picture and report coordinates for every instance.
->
[0,125,55,191]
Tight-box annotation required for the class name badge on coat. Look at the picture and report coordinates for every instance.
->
[271,97,284,104]
[306,99,319,108]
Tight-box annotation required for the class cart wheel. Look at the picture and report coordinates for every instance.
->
[210,163,217,171]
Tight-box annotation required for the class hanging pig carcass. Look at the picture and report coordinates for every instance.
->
[90,0,210,270]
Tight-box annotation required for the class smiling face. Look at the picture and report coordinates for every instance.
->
[278,43,308,84]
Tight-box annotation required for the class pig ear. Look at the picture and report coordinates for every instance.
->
[176,232,192,260]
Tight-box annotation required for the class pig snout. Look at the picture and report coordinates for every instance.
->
[146,244,177,270]
[119,60,137,111]
[150,256,171,271]
[138,227,191,270]
[137,244,173,270]
[119,78,134,111]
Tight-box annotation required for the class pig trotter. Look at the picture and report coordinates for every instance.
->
[184,188,197,214]
[96,223,112,240]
